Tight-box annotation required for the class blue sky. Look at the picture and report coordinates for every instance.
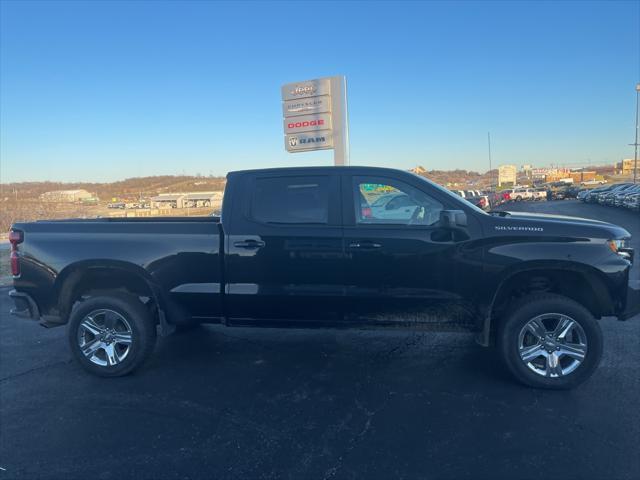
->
[1,0,638,183]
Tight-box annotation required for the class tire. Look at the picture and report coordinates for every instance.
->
[516,196,522,201]
[68,293,157,377]
[497,293,603,389]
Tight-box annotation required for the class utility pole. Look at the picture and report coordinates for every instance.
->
[487,132,493,189]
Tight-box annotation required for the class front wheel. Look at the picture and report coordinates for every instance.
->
[497,293,602,389]
[68,293,157,377]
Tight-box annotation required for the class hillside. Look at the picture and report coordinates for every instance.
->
[0,175,226,202]
[0,175,227,234]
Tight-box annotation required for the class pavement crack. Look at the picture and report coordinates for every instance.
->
[322,397,391,480]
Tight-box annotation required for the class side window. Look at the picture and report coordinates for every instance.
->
[251,176,329,224]
[354,177,443,226]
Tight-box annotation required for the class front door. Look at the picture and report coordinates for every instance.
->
[224,172,344,324]
[342,174,484,329]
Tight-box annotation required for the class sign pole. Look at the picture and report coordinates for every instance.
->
[330,76,349,166]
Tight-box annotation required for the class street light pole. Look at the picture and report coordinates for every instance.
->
[634,83,640,183]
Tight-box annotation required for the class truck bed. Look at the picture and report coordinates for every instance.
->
[11,216,224,323]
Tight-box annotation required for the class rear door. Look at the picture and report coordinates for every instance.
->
[224,172,344,324]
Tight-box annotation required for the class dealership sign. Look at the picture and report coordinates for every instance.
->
[281,76,349,164]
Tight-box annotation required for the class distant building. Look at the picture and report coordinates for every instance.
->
[498,164,517,186]
[570,171,596,184]
[150,193,185,209]
[181,192,222,208]
[530,168,548,180]
[618,159,636,175]
[521,164,532,177]
[39,189,94,202]
[150,191,222,209]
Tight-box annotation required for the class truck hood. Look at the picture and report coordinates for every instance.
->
[492,211,630,239]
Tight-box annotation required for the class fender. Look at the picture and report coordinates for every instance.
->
[55,260,177,335]
[478,260,614,346]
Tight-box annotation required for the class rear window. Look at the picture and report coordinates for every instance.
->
[251,176,329,224]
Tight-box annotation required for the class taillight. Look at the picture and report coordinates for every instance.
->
[9,230,23,277]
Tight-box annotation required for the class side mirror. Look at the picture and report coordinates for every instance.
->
[439,209,467,229]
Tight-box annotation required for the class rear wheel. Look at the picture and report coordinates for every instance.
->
[68,293,157,377]
[497,293,602,389]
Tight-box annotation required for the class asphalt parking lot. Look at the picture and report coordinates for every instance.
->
[1,200,638,480]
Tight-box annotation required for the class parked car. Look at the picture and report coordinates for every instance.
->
[8,166,638,389]
[583,184,618,203]
[577,190,589,201]
[563,187,582,199]
[614,185,640,207]
[532,188,547,201]
[451,190,491,211]
[486,191,505,209]
[500,189,514,202]
[369,192,440,222]
[623,191,640,211]
[511,188,535,201]
[600,184,634,206]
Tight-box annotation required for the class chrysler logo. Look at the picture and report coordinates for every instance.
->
[290,84,316,96]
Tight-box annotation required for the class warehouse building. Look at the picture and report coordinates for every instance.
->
[150,192,222,209]
[39,189,95,202]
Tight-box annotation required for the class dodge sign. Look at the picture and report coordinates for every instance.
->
[283,113,332,134]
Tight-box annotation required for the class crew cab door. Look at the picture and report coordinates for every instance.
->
[224,172,344,324]
[341,174,485,329]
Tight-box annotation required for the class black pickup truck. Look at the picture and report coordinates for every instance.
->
[8,167,639,388]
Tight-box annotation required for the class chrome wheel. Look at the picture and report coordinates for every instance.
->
[518,313,588,378]
[77,309,133,367]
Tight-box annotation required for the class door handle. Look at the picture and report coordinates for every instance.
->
[234,240,266,249]
[348,241,382,249]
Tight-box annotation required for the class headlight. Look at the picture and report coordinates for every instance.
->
[608,239,629,253]
[608,238,633,262]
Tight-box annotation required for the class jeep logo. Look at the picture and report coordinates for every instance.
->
[290,85,316,96]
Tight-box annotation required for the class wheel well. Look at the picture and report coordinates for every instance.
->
[487,268,612,342]
[57,267,158,323]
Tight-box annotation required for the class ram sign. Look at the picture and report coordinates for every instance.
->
[286,131,334,152]
[281,76,349,165]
